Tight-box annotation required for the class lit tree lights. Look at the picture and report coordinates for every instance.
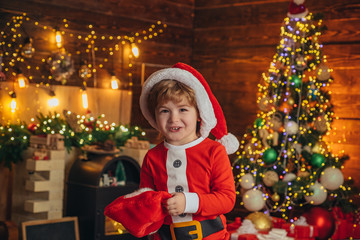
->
[232,11,355,220]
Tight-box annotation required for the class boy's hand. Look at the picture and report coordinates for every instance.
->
[166,192,186,216]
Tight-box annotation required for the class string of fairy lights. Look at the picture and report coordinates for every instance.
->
[0,12,167,113]
[232,13,353,221]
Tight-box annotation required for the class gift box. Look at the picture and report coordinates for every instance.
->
[230,232,258,240]
[227,217,242,232]
[331,218,352,239]
[350,224,360,239]
[281,223,318,239]
[271,217,286,228]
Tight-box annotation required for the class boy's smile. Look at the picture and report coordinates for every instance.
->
[155,98,199,146]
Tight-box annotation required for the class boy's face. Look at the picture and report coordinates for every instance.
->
[155,98,200,146]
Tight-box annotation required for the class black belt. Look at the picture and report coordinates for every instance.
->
[158,216,224,240]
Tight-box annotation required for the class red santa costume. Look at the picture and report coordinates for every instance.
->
[105,63,239,240]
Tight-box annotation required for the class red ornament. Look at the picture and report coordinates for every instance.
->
[27,123,37,133]
[303,207,335,240]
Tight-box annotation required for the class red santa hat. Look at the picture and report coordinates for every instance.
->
[104,188,172,238]
[288,0,309,18]
[140,62,239,154]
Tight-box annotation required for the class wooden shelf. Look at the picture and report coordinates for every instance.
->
[26,159,65,171]
[25,180,51,192]
[24,199,49,213]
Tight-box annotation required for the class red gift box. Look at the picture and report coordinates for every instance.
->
[350,224,360,239]
[271,217,286,228]
[332,218,352,239]
[230,232,258,240]
[281,223,318,238]
[227,217,242,232]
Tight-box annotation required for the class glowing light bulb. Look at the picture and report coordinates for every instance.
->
[10,99,16,112]
[131,43,139,58]
[17,73,29,88]
[56,30,62,48]
[48,97,59,107]
[110,75,120,89]
[10,92,16,113]
[82,90,88,109]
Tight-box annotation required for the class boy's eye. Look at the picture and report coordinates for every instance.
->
[180,108,188,112]
[159,109,169,113]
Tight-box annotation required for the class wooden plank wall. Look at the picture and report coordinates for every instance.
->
[0,0,195,127]
[0,0,194,221]
[193,0,360,201]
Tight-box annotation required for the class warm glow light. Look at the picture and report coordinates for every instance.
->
[56,30,62,48]
[48,97,59,107]
[82,91,88,109]
[131,43,139,58]
[17,73,29,88]
[111,75,119,89]
[10,98,16,112]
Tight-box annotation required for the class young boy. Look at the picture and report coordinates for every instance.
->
[139,62,239,240]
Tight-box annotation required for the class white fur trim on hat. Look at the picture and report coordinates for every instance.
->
[216,133,240,155]
[140,67,217,139]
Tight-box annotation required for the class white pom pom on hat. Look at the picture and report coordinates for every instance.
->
[139,62,239,154]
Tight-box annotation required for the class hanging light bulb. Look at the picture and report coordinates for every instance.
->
[81,86,88,109]
[17,72,29,88]
[131,43,140,58]
[21,37,35,58]
[47,90,59,107]
[110,73,120,89]
[10,92,16,113]
[55,30,62,48]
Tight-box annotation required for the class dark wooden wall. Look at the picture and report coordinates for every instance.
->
[0,0,195,221]
[192,0,360,193]
[0,0,194,129]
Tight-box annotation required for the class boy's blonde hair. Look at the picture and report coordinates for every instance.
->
[147,79,198,119]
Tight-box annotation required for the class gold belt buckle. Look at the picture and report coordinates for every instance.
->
[170,220,203,240]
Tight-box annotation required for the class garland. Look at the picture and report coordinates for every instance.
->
[0,111,147,169]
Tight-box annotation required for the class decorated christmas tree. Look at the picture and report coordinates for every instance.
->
[232,0,356,224]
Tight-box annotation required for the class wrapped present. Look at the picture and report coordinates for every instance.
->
[257,228,294,240]
[350,224,360,239]
[281,223,318,238]
[230,219,259,240]
[331,218,352,239]
[230,233,258,240]
[271,217,286,228]
[331,206,355,239]
[227,217,242,232]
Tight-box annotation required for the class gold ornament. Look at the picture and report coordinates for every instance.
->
[258,96,271,111]
[271,192,280,202]
[317,63,331,81]
[314,115,327,133]
[246,212,273,231]
[263,170,279,187]
[298,170,310,178]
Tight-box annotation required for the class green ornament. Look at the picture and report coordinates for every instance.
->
[254,118,265,128]
[310,153,325,168]
[263,148,278,164]
[289,75,302,88]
